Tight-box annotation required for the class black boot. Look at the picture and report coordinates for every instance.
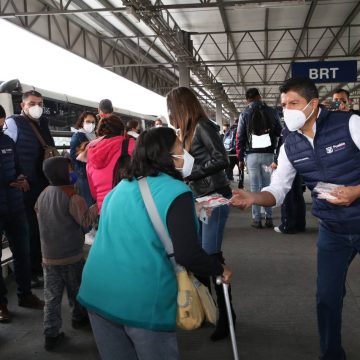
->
[210,253,236,342]
[211,280,236,341]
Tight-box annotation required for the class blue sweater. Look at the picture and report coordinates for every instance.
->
[78,173,194,331]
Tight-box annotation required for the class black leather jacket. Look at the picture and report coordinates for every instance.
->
[187,118,230,197]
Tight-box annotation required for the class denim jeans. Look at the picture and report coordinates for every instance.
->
[200,203,230,255]
[75,175,94,208]
[246,153,273,221]
[43,261,87,336]
[317,224,360,360]
[89,312,178,360]
[0,212,31,304]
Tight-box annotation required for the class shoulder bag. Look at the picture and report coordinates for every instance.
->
[138,177,217,330]
[27,119,60,160]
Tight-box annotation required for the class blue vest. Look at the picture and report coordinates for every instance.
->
[0,133,24,214]
[284,109,360,233]
[11,115,53,187]
[78,173,196,331]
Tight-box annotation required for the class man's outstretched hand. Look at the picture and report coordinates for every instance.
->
[230,189,255,209]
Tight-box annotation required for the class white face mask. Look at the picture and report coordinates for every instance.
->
[83,123,95,133]
[172,149,195,178]
[155,124,162,128]
[283,100,315,131]
[27,105,43,120]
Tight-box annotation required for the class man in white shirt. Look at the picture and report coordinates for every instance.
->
[231,77,360,360]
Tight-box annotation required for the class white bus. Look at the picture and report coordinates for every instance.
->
[0,79,161,147]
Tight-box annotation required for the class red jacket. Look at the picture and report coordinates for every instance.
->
[86,136,135,213]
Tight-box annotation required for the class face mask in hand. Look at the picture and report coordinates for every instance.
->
[27,105,43,120]
[83,123,95,133]
[172,149,195,178]
[283,100,314,131]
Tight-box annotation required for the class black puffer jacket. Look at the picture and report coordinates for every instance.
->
[187,118,230,197]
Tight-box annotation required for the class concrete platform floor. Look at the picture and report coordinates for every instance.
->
[1,188,359,360]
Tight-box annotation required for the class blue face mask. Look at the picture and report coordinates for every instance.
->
[69,171,78,185]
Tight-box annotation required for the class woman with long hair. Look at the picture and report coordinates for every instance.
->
[78,127,232,360]
[167,86,236,341]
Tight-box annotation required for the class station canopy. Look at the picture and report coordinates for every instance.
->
[1,0,360,118]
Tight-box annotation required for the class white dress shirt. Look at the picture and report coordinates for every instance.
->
[262,110,360,206]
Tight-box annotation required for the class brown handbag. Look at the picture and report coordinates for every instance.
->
[27,119,60,160]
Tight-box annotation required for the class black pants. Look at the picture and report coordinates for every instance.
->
[279,173,306,233]
[24,185,44,276]
[225,153,239,181]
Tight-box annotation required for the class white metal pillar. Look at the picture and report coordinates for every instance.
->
[178,63,190,88]
[216,100,223,125]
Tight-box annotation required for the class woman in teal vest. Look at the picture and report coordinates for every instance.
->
[78,127,232,360]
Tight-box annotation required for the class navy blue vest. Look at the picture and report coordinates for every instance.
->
[0,133,25,214]
[11,115,53,187]
[284,109,360,233]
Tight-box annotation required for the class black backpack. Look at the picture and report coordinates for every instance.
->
[223,127,237,152]
[247,105,275,148]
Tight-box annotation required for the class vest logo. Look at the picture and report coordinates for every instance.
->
[1,148,13,154]
[325,142,346,154]
[293,157,310,163]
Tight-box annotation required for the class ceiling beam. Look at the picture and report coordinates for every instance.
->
[217,0,246,99]
[320,2,360,59]
[284,0,317,80]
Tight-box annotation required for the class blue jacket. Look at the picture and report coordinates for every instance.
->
[0,133,24,214]
[284,109,360,233]
[70,132,88,178]
[78,173,194,331]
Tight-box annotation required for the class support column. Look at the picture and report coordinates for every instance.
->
[216,100,223,126]
[178,63,190,88]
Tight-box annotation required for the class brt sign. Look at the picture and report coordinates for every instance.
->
[291,61,357,83]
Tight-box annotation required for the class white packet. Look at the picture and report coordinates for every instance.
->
[313,182,342,200]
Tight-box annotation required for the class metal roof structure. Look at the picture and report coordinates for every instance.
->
[1,0,360,119]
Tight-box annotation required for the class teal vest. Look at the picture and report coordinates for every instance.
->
[78,173,195,331]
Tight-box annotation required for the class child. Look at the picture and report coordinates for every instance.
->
[35,156,97,351]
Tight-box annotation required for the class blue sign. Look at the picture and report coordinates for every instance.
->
[291,60,357,83]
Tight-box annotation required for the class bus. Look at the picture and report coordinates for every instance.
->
[0,79,162,148]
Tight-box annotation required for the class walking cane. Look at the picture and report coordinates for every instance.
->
[216,277,239,360]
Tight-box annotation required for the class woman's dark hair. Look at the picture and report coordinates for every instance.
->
[126,119,139,131]
[113,127,183,186]
[0,105,6,119]
[279,77,319,102]
[74,111,97,129]
[97,115,125,137]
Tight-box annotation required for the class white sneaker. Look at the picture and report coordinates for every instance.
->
[274,226,282,233]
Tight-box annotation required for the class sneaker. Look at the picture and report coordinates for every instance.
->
[0,304,11,323]
[18,294,44,309]
[44,332,65,351]
[251,220,262,229]
[274,226,282,233]
[265,219,274,228]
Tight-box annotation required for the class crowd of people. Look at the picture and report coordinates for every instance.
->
[0,77,359,360]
